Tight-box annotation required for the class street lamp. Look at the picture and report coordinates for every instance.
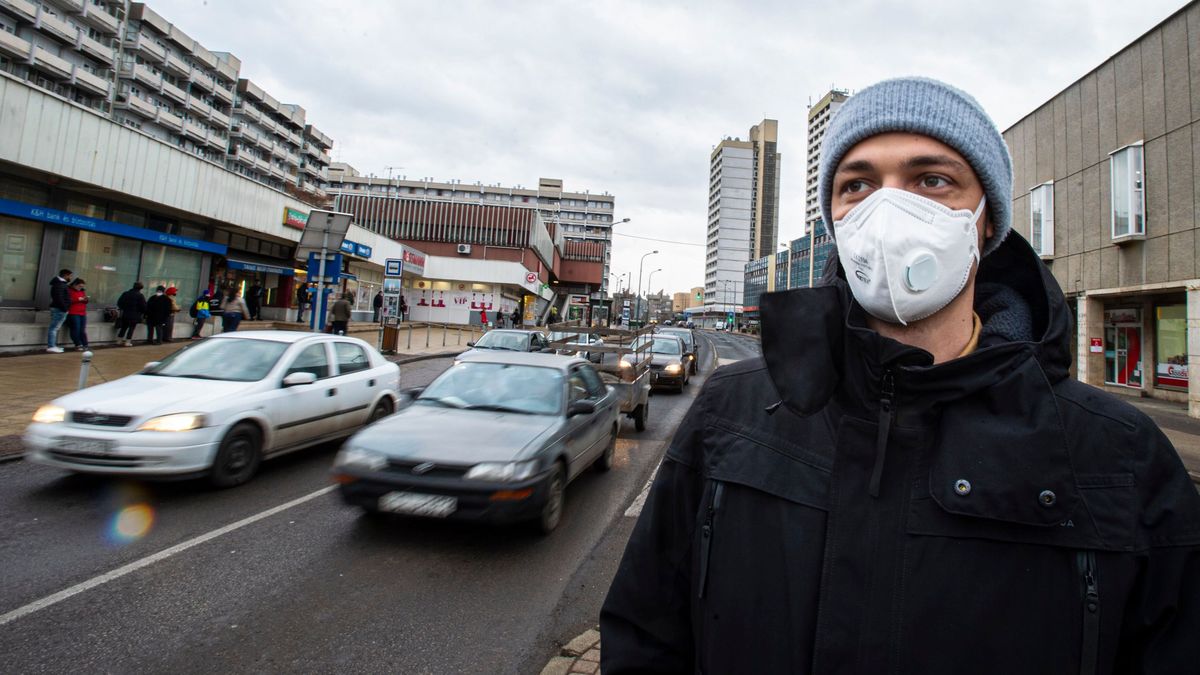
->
[636,250,658,326]
[646,268,663,321]
[780,242,791,290]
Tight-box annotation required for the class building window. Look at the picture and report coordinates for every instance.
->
[1155,304,1188,390]
[1029,182,1054,258]
[1110,143,1145,241]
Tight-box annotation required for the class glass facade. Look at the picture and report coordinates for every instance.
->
[0,217,44,304]
[1155,304,1188,389]
[59,229,143,306]
[141,243,202,303]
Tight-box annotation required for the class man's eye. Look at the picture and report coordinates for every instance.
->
[842,179,869,194]
[921,175,950,188]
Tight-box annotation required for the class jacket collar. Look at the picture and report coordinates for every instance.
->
[760,233,1080,528]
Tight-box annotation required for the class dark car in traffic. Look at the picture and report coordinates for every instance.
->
[636,334,689,392]
[332,352,620,533]
[658,327,698,374]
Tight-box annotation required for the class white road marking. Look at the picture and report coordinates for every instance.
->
[0,485,337,627]
[624,465,660,518]
[717,358,738,367]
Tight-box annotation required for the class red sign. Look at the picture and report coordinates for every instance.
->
[282,207,308,230]
[402,249,425,268]
[525,272,538,284]
[1090,338,1103,354]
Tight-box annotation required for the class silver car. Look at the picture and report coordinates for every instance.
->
[332,352,620,533]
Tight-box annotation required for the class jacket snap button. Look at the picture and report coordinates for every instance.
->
[1039,490,1057,506]
[954,479,971,496]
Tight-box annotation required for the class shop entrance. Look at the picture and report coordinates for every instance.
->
[1104,308,1142,388]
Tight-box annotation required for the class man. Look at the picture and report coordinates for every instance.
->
[296,282,311,323]
[246,280,264,321]
[164,287,180,342]
[189,289,211,340]
[601,78,1200,673]
[330,292,352,335]
[115,282,147,347]
[511,307,521,328]
[372,290,383,323]
[45,268,72,353]
[145,286,172,345]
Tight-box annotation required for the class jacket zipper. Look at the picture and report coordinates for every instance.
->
[697,480,725,599]
[1076,551,1100,675]
[868,371,894,498]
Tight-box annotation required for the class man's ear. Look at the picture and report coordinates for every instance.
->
[980,213,994,251]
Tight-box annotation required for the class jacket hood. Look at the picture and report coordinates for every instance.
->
[761,232,1080,528]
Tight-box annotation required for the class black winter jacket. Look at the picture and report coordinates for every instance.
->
[48,277,70,312]
[145,294,172,324]
[601,234,1200,674]
[116,289,147,323]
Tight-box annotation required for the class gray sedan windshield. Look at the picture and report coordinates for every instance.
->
[147,339,289,381]
[419,362,564,415]
[474,331,534,351]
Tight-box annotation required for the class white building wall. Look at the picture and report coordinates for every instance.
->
[704,145,752,312]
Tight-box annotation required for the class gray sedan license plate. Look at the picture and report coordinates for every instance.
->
[378,491,457,517]
[57,437,114,454]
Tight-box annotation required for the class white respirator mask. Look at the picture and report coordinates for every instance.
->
[833,188,984,325]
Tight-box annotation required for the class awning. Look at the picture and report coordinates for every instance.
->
[225,257,295,276]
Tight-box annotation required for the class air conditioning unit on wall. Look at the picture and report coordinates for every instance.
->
[456,244,472,254]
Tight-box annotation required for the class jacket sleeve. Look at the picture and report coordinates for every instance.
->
[1115,425,1200,671]
[600,383,710,674]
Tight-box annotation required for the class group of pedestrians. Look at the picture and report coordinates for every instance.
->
[115,283,181,346]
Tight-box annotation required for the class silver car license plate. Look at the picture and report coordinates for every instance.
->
[378,491,457,517]
[56,437,114,454]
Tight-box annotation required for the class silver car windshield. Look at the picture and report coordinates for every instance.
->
[474,331,534,351]
[549,332,592,344]
[145,338,290,381]
[418,362,564,415]
[661,330,693,349]
[650,338,682,355]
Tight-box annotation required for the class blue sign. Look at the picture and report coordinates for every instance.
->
[384,258,403,277]
[339,240,355,254]
[226,260,294,276]
[0,197,227,255]
[306,252,343,283]
[339,238,373,259]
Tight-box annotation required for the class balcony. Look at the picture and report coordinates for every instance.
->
[115,93,157,120]
[232,103,260,123]
[209,107,230,129]
[269,163,287,181]
[270,141,287,159]
[46,0,84,12]
[211,84,233,105]
[258,115,276,134]
[302,143,321,160]
[0,0,37,23]
[229,145,255,168]
[75,32,113,65]
[320,149,332,166]
[187,94,214,120]
[300,161,322,178]
[35,8,77,44]
[120,62,161,89]
[253,156,271,174]
[189,67,214,92]
[183,119,207,142]
[0,28,32,60]
[203,131,226,151]
[29,46,72,79]
[159,78,187,105]
[123,33,166,62]
[155,109,183,132]
[76,2,119,35]
[70,65,109,96]
[283,152,299,168]
[163,51,189,78]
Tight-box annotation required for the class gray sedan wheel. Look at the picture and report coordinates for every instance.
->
[595,424,617,472]
[538,462,566,534]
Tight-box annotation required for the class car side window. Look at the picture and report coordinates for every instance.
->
[334,342,370,375]
[568,371,589,403]
[286,343,330,379]
[578,365,606,399]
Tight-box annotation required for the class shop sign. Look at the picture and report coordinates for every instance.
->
[0,197,227,255]
[1104,308,1140,324]
[283,207,309,230]
[568,294,589,306]
[401,247,426,276]
[1157,363,1189,388]
[1089,338,1103,353]
[338,239,374,259]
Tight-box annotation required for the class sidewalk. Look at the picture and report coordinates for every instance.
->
[0,327,473,461]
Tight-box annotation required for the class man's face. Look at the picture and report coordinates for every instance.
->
[830,132,994,250]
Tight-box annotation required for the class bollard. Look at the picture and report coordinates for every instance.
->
[407,324,413,350]
[425,323,431,348]
[78,350,93,390]
[458,326,462,345]
[442,324,447,346]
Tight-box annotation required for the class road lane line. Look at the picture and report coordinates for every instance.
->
[0,485,337,627]
[624,465,660,518]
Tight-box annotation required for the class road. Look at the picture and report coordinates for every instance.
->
[0,332,762,674]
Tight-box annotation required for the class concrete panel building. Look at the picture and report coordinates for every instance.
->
[1002,1,1200,416]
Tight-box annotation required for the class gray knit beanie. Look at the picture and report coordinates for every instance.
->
[818,77,1013,256]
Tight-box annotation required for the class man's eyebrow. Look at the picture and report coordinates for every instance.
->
[903,154,970,172]
[835,159,874,175]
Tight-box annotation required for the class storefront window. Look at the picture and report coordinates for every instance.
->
[0,176,49,205]
[0,216,44,304]
[141,243,201,303]
[60,230,142,306]
[1155,304,1188,390]
[1104,308,1143,389]
[66,196,106,219]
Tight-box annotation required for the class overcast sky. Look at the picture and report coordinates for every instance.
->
[156,0,1185,297]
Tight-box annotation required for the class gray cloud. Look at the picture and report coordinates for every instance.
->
[153,0,1184,295]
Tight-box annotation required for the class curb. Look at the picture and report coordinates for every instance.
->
[540,627,601,674]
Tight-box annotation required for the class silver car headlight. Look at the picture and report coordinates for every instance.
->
[137,413,206,432]
[464,460,538,482]
[334,447,388,471]
[32,405,66,424]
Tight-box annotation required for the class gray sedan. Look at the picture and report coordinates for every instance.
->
[332,352,620,533]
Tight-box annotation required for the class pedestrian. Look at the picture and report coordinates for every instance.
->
[222,289,250,332]
[115,282,147,347]
[145,285,172,344]
[65,277,89,350]
[510,308,521,328]
[164,287,180,342]
[296,282,311,323]
[600,77,1200,673]
[480,307,489,328]
[189,289,211,339]
[372,290,383,323]
[399,295,408,321]
[330,292,352,335]
[246,280,264,321]
[45,268,72,353]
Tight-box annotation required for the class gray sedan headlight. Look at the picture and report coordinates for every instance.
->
[334,447,388,471]
[464,460,538,482]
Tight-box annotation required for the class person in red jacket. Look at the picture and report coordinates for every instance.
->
[65,278,89,350]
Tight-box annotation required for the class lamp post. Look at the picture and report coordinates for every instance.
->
[636,250,658,327]
[780,242,791,290]
[646,268,662,322]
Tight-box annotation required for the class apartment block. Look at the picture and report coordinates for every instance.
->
[804,89,849,236]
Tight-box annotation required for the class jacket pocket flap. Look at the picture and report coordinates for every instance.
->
[705,421,832,511]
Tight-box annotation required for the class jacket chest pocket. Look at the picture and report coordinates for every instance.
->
[692,424,833,672]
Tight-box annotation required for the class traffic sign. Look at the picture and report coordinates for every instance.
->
[385,258,404,277]
[525,272,538,284]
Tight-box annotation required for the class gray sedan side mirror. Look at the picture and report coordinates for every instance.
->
[282,371,318,387]
[141,361,161,373]
[466,341,475,347]
[402,386,425,399]
[567,400,596,417]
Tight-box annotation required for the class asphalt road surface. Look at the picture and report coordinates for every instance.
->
[0,332,764,674]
